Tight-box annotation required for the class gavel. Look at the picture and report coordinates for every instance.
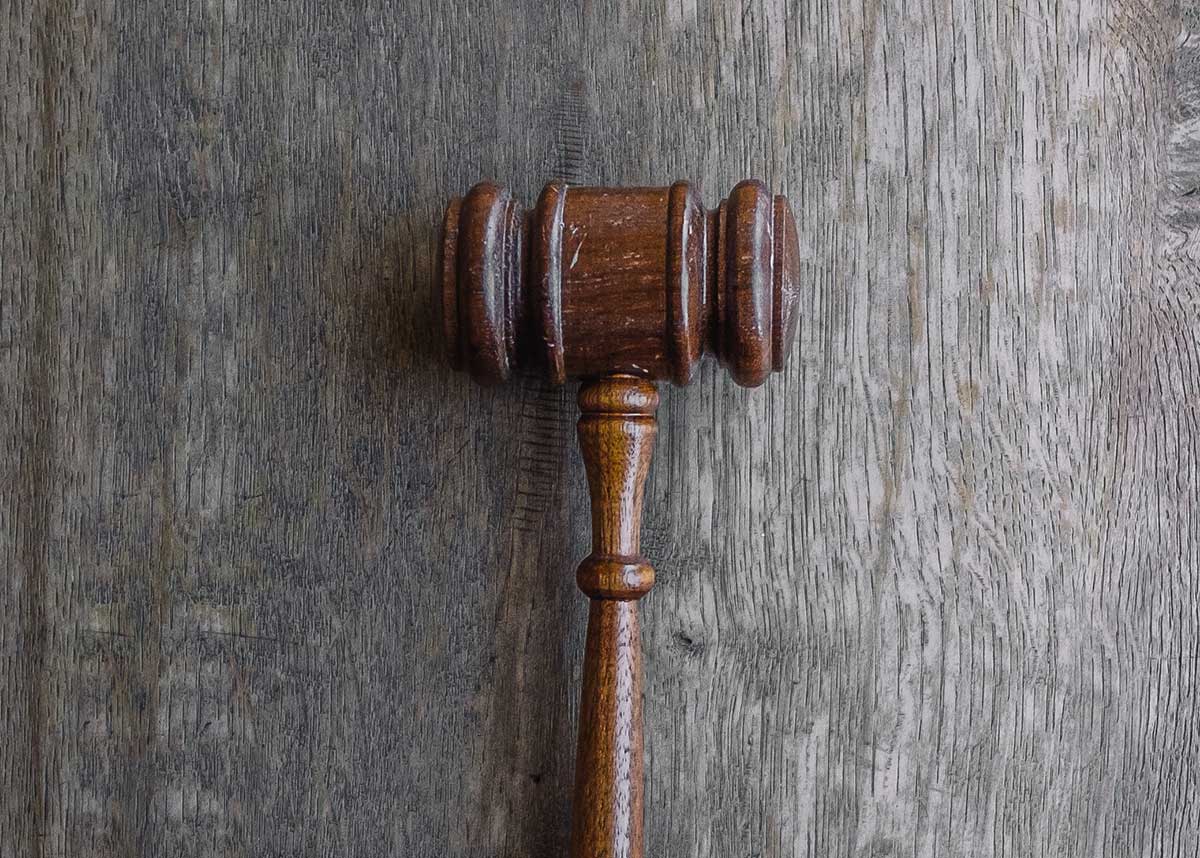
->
[439,179,800,858]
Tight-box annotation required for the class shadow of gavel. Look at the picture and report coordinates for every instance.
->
[438,180,800,858]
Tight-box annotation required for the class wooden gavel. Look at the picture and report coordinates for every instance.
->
[439,180,800,858]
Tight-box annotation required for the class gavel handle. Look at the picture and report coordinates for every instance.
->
[570,375,659,858]
[572,600,645,858]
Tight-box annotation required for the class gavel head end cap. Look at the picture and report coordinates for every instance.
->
[438,181,524,385]
[715,179,801,387]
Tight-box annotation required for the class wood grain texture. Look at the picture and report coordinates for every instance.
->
[572,377,658,858]
[1,1,1195,857]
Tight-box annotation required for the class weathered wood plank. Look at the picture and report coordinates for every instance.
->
[1,0,1195,856]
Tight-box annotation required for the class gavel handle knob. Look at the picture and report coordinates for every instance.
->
[570,375,658,858]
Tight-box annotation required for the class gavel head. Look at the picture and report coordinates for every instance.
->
[438,180,800,387]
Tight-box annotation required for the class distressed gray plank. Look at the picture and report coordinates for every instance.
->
[1,1,1195,856]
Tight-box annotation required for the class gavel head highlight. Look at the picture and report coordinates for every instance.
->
[439,180,801,387]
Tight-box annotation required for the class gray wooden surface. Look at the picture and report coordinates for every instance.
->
[3,1,1197,855]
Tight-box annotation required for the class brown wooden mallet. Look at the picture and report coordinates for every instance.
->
[439,180,800,858]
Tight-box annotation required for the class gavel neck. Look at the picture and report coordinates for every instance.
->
[575,375,659,602]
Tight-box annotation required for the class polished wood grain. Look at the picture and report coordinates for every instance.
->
[440,181,801,387]
[441,180,800,855]
[571,376,658,858]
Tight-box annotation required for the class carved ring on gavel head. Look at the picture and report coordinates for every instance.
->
[438,180,800,858]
